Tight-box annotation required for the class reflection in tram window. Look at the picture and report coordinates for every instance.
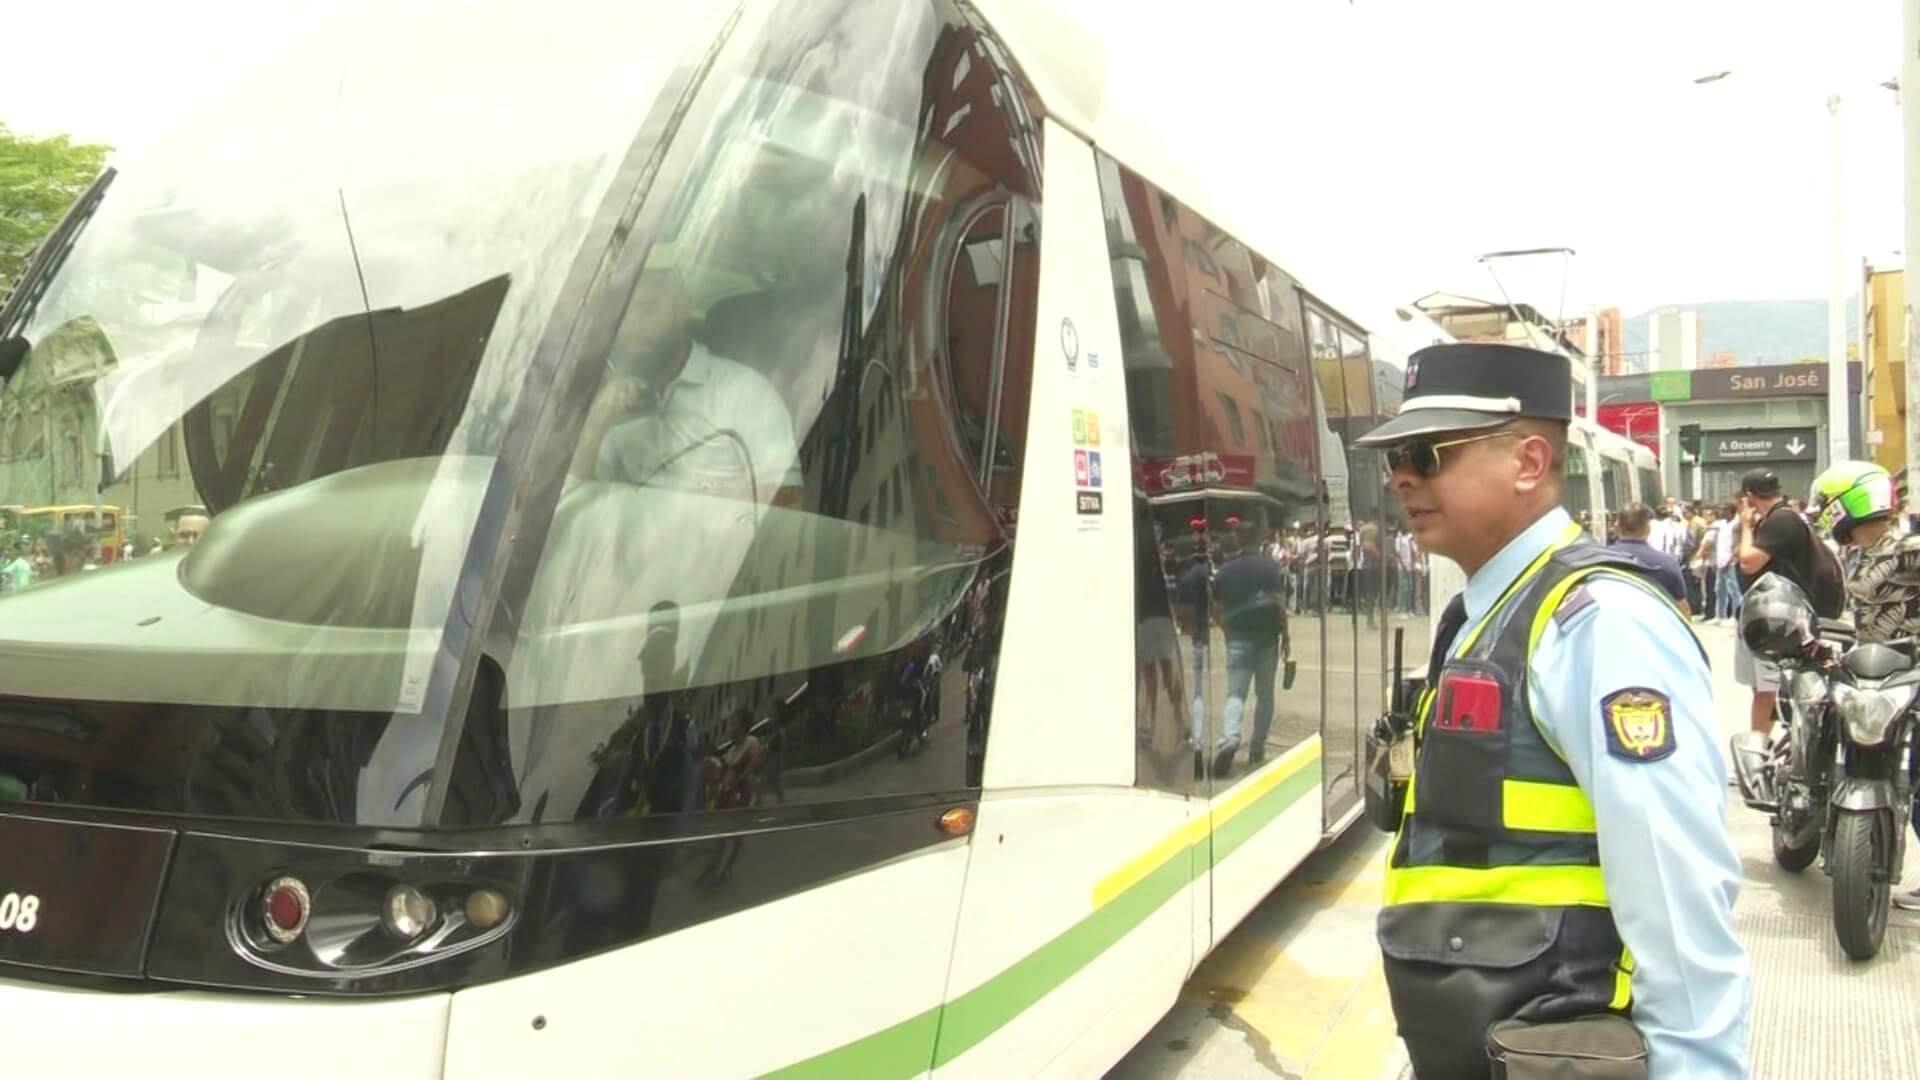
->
[1095,153,1324,794]
[0,0,1038,851]
[482,0,1042,839]
[1568,442,1594,527]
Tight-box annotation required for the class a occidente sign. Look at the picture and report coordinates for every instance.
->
[1700,428,1818,463]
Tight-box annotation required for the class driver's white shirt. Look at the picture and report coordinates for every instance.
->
[595,343,801,498]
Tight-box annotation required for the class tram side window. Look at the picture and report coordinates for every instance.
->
[473,0,1043,829]
[1602,456,1626,514]
[1637,465,1661,505]
[1096,152,1323,794]
[1566,445,1593,523]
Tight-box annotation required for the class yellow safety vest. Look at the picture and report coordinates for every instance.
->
[1376,529,1701,1061]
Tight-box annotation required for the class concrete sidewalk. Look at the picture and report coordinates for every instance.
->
[1111,619,1920,1079]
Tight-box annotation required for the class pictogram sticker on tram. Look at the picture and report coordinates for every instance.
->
[1602,688,1675,762]
[1076,491,1103,515]
[1087,451,1103,489]
[1061,317,1080,371]
[1072,409,1087,446]
[1085,408,1100,446]
[1074,449,1091,487]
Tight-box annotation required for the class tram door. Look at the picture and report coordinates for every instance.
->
[1307,307,1375,827]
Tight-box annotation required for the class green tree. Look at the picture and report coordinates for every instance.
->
[0,124,111,294]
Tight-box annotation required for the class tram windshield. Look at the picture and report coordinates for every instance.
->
[0,0,1028,826]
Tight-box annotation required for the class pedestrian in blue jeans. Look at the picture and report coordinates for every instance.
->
[1709,504,1742,620]
[1177,552,1213,755]
[1210,523,1291,776]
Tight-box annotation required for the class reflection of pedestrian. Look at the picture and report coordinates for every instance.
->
[1133,515,1182,745]
[43,531,88,579]
[700,706,765,886]
[2,544,31,592]
[1177,552,1212,752]
[1211,523,1289,775]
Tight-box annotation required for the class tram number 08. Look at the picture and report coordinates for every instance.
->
[0,893,40,933]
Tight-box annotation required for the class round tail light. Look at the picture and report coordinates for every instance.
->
[260,876,311,945]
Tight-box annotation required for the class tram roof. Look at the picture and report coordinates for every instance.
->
[972,0,1448,357]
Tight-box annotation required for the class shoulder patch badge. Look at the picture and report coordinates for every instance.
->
[1601,687,1675,762]
[1553,584,1598,628]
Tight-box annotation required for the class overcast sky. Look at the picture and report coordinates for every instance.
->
[0,0,1903,321]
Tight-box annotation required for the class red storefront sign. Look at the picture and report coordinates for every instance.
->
[1138,452,1258,495]
[1583,402,1662,457]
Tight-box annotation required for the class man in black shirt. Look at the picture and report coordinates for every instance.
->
[1734,468,1815,734]
[1211,523,1291,775]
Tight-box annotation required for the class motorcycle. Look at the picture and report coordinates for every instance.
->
[1730,623,1849,874]
[1733,571,1920,960]
[1822,637,1920,959]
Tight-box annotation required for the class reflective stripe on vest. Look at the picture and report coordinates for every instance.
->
[1383,531,1693,1017]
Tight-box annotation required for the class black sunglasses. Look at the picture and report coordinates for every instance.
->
[1385,430,1521,478]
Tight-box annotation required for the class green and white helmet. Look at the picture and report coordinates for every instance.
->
[1811,460,1896,542]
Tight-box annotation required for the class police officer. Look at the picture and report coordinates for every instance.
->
[1357,343,1750,1078]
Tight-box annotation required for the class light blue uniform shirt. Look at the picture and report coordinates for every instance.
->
[1455,508,1751,1080]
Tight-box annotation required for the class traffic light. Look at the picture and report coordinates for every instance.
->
[1678,424,1702,458]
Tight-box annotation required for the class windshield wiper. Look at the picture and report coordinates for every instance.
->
[0,166,118,371]
[820,193,866,521]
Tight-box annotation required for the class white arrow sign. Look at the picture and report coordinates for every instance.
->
[1784,437,1807,456]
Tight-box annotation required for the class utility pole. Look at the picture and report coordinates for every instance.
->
[1905,0,1920,513]
[1862,257,1874,463]
[1828,93,1851,469]
[1586,304,1606,542]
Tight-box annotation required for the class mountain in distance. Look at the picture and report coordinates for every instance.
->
[1620,297,1864,367]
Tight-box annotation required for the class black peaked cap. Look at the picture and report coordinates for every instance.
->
[1355,342,1572,447]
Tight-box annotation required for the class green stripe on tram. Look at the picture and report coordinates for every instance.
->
[766,757,1322,1078]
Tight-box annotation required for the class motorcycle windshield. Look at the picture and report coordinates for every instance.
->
[0,0,724,824]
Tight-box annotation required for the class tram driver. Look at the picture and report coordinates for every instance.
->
[569,266,802,507]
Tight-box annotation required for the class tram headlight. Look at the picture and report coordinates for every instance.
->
[211,858,520,985]
[382,883,438,940]
[465,887,512,931]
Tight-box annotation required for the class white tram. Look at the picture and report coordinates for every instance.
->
[0,1,1660,1076]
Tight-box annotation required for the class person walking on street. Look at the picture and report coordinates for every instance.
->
[1734,468,1818,736]
[1357,342,1749,1079]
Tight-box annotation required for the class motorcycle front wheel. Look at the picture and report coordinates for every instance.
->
[1831,809,1891,961]
[1772,819,1821,873]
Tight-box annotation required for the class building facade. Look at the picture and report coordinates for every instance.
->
[1412,291,1592,408]
[1646,307,1704,372]
[1591,364,1864,502]
[1866,267,1907,477]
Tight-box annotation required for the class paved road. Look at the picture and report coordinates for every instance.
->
[1110,619,1920,1079]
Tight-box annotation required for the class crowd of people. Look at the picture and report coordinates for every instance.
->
[1589,492,1843,624]
[0,512,208,596]
[1163,519,1431,625]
